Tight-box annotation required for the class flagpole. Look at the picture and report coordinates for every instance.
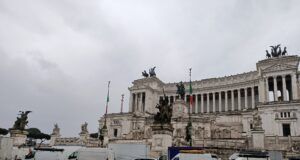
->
[188,68,192,146]
[121,94,124,113]
[104,81,110,128]
[189,68,192,117]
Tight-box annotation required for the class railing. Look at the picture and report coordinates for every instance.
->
[194,139,247,149]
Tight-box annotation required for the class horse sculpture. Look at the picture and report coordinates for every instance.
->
[13,111,32,130]
[154,91,172,124]
[149,66,156,77]
[176,81,185,100]
[142,70,149,77]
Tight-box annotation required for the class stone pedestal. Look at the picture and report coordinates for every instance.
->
[172,99,188,118]
[9,129,28,146]
[49,135,58,146]
[251,130,265,149]
[79,132,89,146]
[151,124,173,155]
[102,128,109,147]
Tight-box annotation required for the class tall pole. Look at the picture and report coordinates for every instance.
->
[121,94,124,113]
[104,81,110,128]
[188,68,193,146]
[189,68,192,117]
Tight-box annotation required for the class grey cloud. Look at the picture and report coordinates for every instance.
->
[1,0,300,136]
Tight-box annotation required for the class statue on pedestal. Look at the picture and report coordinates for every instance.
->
[80,122,88,134]
[10,111,31,146]
[51,124,60,136]
[151,91,174,153]
[253,111,262,130]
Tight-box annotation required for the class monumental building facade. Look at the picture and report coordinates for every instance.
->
[99,55,300,151]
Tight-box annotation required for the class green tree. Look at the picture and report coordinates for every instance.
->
[26,128,50,148]
[0,128,8,135]
[90,133,99,139]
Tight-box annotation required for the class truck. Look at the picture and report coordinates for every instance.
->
[68,148,115,160]
[108,143,151,160]
[229,150,270,160]
[168,147,220,160]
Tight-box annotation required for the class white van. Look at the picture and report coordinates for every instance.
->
[68,148,115,160]
[172,152,220,160]
[229,151,269,160]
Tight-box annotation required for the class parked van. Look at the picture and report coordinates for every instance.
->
[171,152,220,160]
[229,150,269,160]
[68,148,115,160]
[168,147,220,160]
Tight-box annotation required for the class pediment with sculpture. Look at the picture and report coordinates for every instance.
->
[262,63,296,73]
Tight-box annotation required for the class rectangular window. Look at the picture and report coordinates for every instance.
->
[114,129,118,137]
[287,112,290,118]
[281,112,283,118]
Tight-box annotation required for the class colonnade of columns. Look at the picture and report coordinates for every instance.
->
[131,92,146,112]
[265,74,298,102]
[164,86,258,114]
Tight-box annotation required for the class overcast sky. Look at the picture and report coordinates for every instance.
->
[0,0,300,136]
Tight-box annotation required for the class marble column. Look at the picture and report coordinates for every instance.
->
[195,94,199,113]
[207,93,210,113]
[200,93,204,113]
[138,93,142,111]
[238,89,241,110]
[266,78,269,102]
[219,91,222,112]
[231,90,235,111]
[213,92,216,112]
[292,74,298,100]
[244,88,248,109]
[273,76,278,101]
[251,87,255,109]
[225,91,228,112]
[135,93,139,112]
[129,93,134,112]
[282,76,287,101]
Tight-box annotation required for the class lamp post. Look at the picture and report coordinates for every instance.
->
[186,68,193,146]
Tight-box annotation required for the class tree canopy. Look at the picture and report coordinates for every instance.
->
[90,133,99,139]
[26,128,50,140]
[0,128,8,135]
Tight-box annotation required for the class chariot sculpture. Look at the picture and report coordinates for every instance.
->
[142,66,156,78]
[266,44,287,58]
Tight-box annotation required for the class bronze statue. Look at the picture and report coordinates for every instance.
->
[81,122,88,133]
[282,47,287,56]
[142,70,149,78]
[176,82,185,100]
[266,50,271,58]
[266,44,287,58]
[154,91,172,124]
[149,66,156,77]
[12,111,32,130]
[52,123,60,136]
